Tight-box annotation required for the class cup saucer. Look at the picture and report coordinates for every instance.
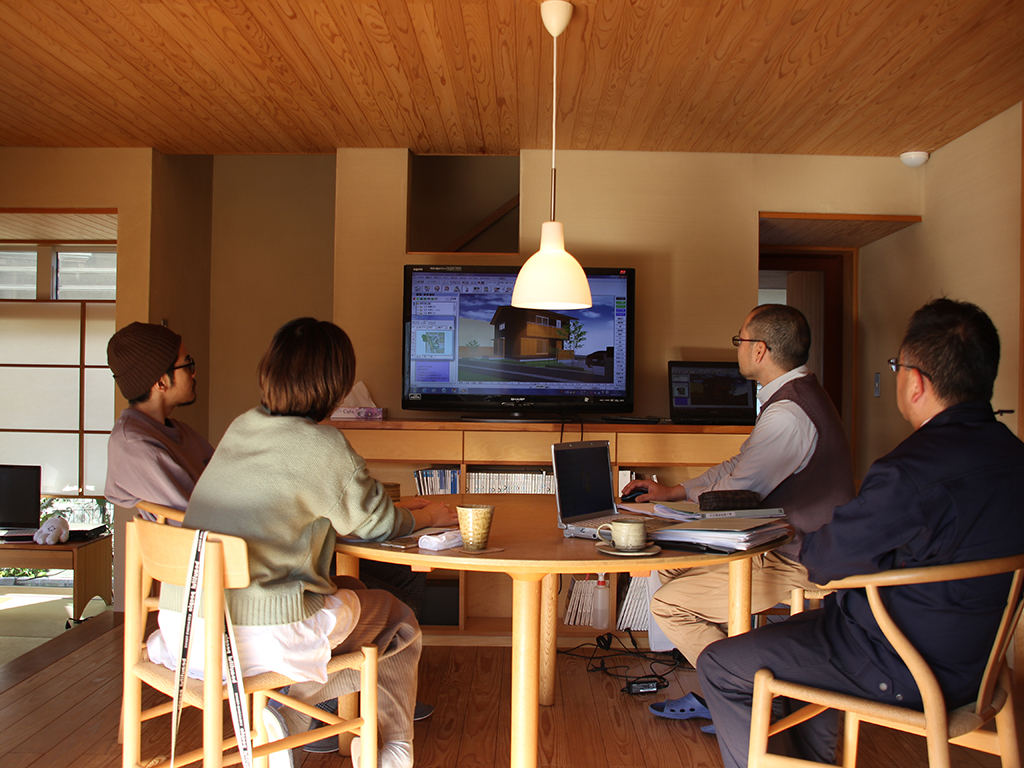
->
[595,541,661,557]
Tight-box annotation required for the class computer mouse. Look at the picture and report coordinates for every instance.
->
[620,488,646,503]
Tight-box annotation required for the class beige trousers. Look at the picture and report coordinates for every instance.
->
[650,551,816,667]
[286,584,421,744]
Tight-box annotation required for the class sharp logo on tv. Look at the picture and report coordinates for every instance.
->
[402,265,635,419]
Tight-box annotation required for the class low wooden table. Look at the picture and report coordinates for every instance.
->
[0,535,113,620]
[336,495,788,768]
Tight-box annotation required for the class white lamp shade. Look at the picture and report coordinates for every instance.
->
[541,0,573,37]
[512,222,592,310]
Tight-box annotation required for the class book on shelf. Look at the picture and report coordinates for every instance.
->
[466,466,555,494]
[616,574,650,631]
[563,576,596,626]
[412,467,460,495]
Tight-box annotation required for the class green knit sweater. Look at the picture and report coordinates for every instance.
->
[161,407,414,626]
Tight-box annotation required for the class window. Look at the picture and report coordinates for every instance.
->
[0,250,38,299]
[56,250,117,299]
[0,300,116,496]
[0,247,116,301]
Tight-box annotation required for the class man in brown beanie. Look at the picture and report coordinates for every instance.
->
[104,322,214,514]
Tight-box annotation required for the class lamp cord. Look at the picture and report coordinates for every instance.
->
[550,31,558,222]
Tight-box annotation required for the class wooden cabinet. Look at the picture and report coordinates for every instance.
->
[331,419,749,496]
[329,419,750,643]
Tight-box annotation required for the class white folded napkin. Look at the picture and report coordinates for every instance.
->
[417,530,463,551]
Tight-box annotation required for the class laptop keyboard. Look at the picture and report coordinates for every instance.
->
[0,528,38,538]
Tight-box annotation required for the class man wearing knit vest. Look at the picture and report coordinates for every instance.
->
[697,298,1024,768]
[621,304,854,727]
[104,322,213,516]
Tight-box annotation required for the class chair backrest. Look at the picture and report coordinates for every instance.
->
[824,553,1024,717]
[131,517,250,589]
[136,500,187,524]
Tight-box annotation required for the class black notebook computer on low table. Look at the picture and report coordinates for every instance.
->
[0,464,42,542]
[551,441,673,540]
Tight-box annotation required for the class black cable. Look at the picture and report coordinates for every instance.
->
[557,632,681,695]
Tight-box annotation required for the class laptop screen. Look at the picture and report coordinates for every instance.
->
[0,464,42,529]
[551,441,616,524]
[668,361,757,425]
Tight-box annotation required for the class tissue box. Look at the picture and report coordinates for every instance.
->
[331,406,386,420]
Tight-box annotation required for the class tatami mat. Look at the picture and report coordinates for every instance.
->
[0,586,111,667]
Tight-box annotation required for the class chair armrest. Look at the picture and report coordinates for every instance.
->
[821,553,1024,591]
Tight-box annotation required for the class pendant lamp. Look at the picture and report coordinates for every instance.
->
[511,0,592,310]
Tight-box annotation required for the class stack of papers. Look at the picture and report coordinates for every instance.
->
[650,517,793,552]
[617,500,785,522]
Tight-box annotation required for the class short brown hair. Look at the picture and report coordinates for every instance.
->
[747,304,811,371]
[258,318,356,422]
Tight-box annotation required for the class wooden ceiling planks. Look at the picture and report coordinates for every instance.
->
[758,213,921,249]
[0,0,1020,156]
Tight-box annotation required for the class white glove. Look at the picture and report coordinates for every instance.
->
[417,530,463,551]
[33,517,70,545]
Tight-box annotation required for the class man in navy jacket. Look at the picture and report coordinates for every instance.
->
[697,298,1024,768]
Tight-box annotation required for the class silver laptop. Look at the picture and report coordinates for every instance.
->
[0,464,42,540]
[551,441,671,540]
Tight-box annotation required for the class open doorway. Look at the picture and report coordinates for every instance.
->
[759,250,853,430]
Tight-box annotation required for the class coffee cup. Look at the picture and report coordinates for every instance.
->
[596,517,647,551]
[457,504,495,551]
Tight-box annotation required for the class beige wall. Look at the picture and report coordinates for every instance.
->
[858,103,1023,475]
[336,147,919,420]
[209,154,336,443]
[150,154,214,436]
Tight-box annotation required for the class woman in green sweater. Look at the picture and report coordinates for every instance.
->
[151,318,455,768]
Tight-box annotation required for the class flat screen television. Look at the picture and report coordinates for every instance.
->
[402,264,635,419]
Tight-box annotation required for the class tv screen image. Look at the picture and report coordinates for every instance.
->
[402,265,635,418]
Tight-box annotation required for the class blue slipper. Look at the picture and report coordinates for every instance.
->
[649,692,711,720]
[701,723,716,735]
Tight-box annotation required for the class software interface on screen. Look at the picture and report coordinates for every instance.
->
[406,270,630,399]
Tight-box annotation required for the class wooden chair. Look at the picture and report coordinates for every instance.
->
[136,500,186,525]
[749,554,1024,768]
[122,517,378,768]
[755,587,834,628]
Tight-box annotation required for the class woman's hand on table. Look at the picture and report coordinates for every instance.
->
[404,497,458,528]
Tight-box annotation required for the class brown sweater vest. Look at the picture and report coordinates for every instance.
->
[760,374,854,559]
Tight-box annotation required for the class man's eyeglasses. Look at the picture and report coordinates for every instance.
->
[732,336,772,352]
[170,355,196,376]
[887,358,931,381]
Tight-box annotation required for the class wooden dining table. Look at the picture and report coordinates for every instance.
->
[335,494,789,768]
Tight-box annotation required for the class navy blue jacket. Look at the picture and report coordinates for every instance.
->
[800,401,1024,708]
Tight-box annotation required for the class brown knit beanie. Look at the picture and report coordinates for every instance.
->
[107,322,182,401]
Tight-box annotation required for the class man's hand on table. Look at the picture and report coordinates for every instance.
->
[619,478,686,503]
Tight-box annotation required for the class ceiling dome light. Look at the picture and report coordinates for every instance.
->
[900,151,929,168]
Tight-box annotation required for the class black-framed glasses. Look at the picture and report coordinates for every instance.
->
[732,336,772,352]
[170,355,196,376]
[887,357,931,381]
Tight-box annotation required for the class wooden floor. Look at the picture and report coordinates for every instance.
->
[0,616,1013,768]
